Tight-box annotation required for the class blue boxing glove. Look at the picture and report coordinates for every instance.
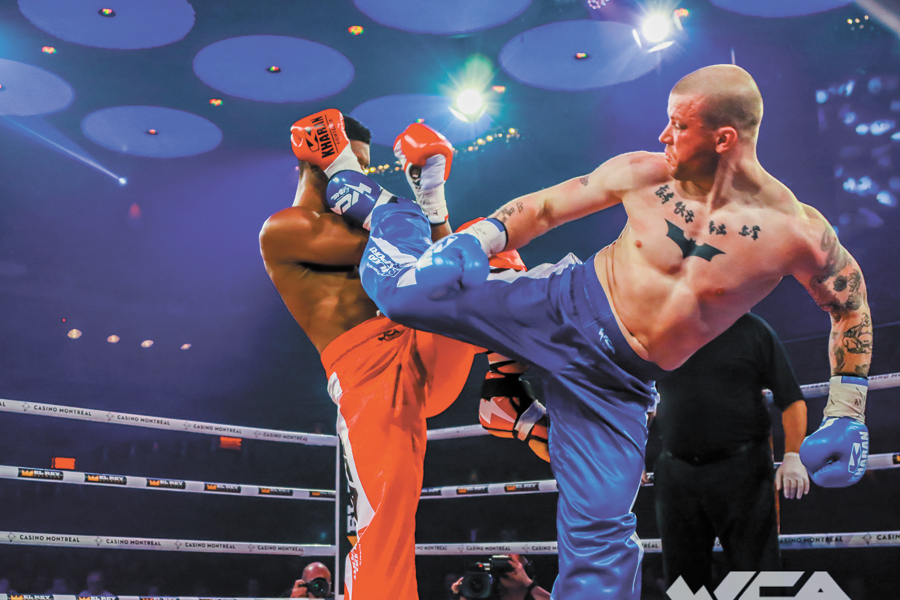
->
[415,233,490,300]
[325,171,394,230]
[800,375,869,488]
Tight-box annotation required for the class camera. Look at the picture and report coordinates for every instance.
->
[458,555,516,599]
[302,577,330,598]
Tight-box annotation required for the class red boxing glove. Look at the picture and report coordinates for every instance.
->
[394,122,453,178]
[479,353,550,462]
[291,109,362,178]
[394,123,453,224]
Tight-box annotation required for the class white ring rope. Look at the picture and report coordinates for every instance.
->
[415,531,900,555]
[0,597,289,600]
[0,531,334,556]
[0,399,336,447]
[7,452,897,501]
[4,528,897,556]
[428,372,900,441]
[0,465,335,501]
[419,453,899,499]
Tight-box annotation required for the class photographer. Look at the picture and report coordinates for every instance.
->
[289,562,332,599]
[451,554,549,600]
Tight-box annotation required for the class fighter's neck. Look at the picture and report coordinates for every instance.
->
[680,149,764,209]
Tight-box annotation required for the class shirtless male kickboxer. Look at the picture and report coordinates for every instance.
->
[260,114,546,600]
[302,65,873,599]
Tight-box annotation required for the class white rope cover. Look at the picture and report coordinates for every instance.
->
[0,597,293,600]
[0,597,291,600]
[428,372,900,441]
[418,453,899,499]
[415,531,900,555]
[7,530,895,557]
[0,465,335,501]
[0,531,334,556]
[0,399,336,446]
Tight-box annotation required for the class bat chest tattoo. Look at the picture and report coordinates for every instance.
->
[665,220,725,261]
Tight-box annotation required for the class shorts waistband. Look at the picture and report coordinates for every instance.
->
[572,257,667,383]
[320,315,404,374]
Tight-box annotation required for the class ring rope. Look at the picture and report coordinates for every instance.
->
[415,531,900,555]
[4,529,897,556]
[0,399,336,447]
[0,596,291,600]
[419,453,900,499]
[0,531,334,556]
[0,465,335,501]
[428,372,900,441]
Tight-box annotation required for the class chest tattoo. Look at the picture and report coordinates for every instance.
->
[674,201,694,223]
[665,220,726,261]
[655,185,674,204]
[739,225,761,240]
[709,220,727,235]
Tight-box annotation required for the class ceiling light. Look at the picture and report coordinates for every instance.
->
[456,89,483,115]
[642,15,670,43]
[67,329,82,339]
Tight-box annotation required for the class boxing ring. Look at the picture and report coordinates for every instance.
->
[2,371,899,598]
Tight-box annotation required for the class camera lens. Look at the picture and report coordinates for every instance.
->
[306,577,330,598]
[459,573,493,599]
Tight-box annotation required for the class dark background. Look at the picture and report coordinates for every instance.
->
[1,0,899,598]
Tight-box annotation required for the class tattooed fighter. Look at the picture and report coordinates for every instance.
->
[303,65,872,600]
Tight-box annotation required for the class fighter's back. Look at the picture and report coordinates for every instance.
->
[260,204,378,354]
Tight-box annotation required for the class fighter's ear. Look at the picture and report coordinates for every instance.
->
[715,126,739,153]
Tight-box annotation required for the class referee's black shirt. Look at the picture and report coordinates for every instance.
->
[655,313,803,458]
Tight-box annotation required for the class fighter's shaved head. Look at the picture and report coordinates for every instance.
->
[672,65,763,141]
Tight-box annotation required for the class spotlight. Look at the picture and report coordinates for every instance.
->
[98,8,115,17]
[266,66,281,73]
[451,89,486,123]
[457,90,483,114]
[141,340,154,348]
[348,25,364,35]
[118,177,128,186]
[209,98,223,106]
[67,329,82,339]
[633,11,682,53]
[642,15,670,43]
[107,335,120,344]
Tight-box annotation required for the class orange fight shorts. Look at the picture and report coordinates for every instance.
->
[321,315,478,600]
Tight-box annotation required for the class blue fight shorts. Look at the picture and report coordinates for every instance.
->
[360,196,665,600]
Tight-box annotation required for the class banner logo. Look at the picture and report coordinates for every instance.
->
[204,483,241,493]
[85,474,127,485]
[456,485,488,495]
[666,572,849,600]
[258,487,294,497]
[147,478,186,489]
[18,468,63,480]
[504,482,540,493]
